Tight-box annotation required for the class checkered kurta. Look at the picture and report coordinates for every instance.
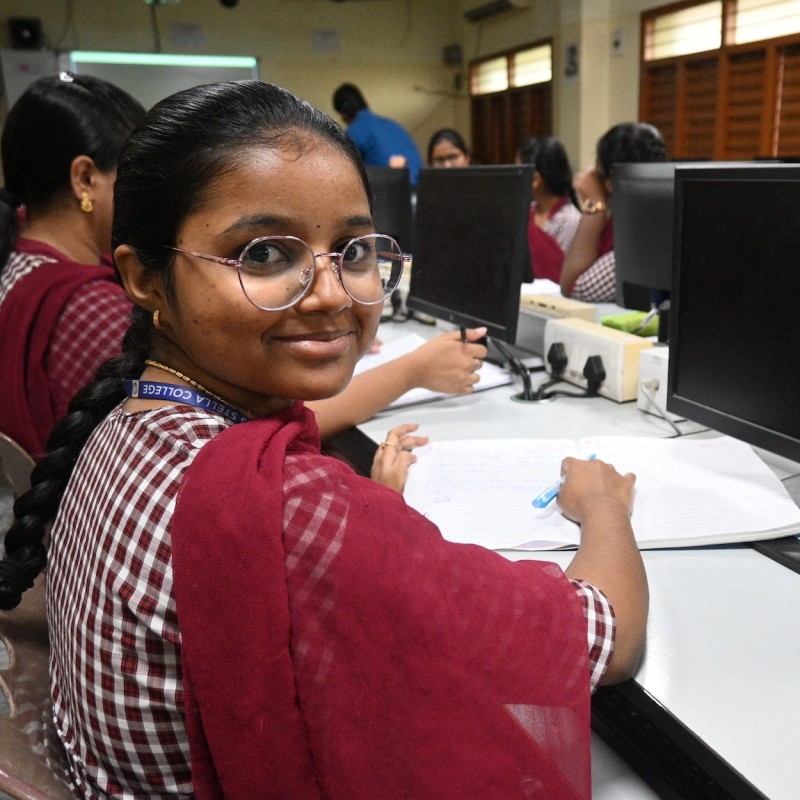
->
[570,250,617,303]
[542,200,581,254]
[48,405,615,799]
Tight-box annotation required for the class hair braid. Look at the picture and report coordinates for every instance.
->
[0,307,151,610]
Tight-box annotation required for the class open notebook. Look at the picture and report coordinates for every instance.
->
[354,332,513,410]
[403,435,800,550]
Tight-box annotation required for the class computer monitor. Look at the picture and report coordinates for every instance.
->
[667,162,800,462]
[365,166,414,253]
[612,162,683,311]
[406,165,534,344]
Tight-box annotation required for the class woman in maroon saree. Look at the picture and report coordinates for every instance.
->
[0,81,647,799]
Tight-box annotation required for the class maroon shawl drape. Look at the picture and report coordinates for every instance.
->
[0,247,118,458]
[528,198,574,283]
[171,403,591,799]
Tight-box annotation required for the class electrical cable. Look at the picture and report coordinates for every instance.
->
[539,355,606,401]
[490,337,533,401]
[534,342,568,400]
[639,379,683,436]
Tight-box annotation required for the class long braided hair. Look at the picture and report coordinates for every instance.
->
[0,80,370,610]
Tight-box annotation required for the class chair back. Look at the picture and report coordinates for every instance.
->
[0,433,35,498]
[1,434,72,798]
[0,576,73,799]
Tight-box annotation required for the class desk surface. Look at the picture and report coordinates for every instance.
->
[358,318,800,800]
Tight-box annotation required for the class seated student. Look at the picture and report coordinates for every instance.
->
[561,122,667,302]
[332,83,424,184]
[517,135,581,284]
[0,81,647,799]
[0,75,481,453]
[0,73,145,458]
[428,128,471,168]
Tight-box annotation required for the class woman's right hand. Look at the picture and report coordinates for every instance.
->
[407,327,488,395]
[556,456,635,524]
[572,165,608,205]
[559,456,646,686]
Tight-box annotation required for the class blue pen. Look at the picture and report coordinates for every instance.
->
[532,454,597,508]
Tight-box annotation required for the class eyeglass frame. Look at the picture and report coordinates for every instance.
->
[166,233,409,312]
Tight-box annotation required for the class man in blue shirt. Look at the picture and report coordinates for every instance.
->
[332,83,423,184]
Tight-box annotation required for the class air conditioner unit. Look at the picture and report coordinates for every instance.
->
[462,0,531,23]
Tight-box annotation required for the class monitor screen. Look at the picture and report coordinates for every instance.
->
[612,162,682,311]
[667,162,800,462]
[406,165,533,344]
[365,166,414,253]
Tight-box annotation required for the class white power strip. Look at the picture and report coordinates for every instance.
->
[637,346,685,422]
[543,317,653,402]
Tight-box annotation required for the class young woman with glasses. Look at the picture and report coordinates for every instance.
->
[0,81,647,799]
[427,128,471,168]
[0,71,485,459]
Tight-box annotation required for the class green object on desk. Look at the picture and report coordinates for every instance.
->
[601,310,659,337]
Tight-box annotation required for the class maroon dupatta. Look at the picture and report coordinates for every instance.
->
[171,403,591,799]
[0,245,119,458]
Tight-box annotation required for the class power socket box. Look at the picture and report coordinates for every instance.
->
[543,317,653,402]
[516,296,597,356]
[636,346,685,422]
[519,294,596,322]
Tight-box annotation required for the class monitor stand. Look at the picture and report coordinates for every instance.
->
[750,536,800,575]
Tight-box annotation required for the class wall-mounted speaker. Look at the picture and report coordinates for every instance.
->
[442,45,463,67]
[9,18,43,50]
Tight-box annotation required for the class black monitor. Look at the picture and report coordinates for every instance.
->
[667,162,800,462]
[612,162,683,311]
[365,166,414,253]
[406,165,533,344]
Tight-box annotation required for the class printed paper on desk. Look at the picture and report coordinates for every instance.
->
[354,332,513,410]
[521,279,561,297]
[402,435,800,550]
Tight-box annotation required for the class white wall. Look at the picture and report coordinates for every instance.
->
[0,0,670,168]
[0,0,461,159]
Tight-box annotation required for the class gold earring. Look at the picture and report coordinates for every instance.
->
[80,192,93,213]
[153,310,166,330]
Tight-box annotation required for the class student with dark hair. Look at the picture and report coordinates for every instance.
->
[561,122,667,301]
[427,128,471,167]
[0,76,481,454]
[0,73,146,458]
[517,135,581,283]
[0,80,647,799]
[332,82,424,183]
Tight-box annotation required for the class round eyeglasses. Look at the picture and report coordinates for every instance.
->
[168,233,408,312]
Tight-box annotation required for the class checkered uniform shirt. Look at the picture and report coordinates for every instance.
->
[48,405,615,799]
[570,250,617,303]
[541,200,581,254]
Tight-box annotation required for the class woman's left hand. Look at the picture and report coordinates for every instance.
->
[371,422,428,493]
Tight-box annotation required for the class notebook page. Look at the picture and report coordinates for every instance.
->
[403,435,800,550]
[404,439,580,550]
[585,436,800,546]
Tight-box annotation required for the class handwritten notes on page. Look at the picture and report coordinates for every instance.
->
[403,436,800,550]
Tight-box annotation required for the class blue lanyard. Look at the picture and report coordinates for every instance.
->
[122,379,250,425]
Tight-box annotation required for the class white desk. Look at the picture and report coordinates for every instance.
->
[356,319,800,800]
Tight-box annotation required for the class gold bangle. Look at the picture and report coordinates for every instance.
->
[581,197,607,215]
